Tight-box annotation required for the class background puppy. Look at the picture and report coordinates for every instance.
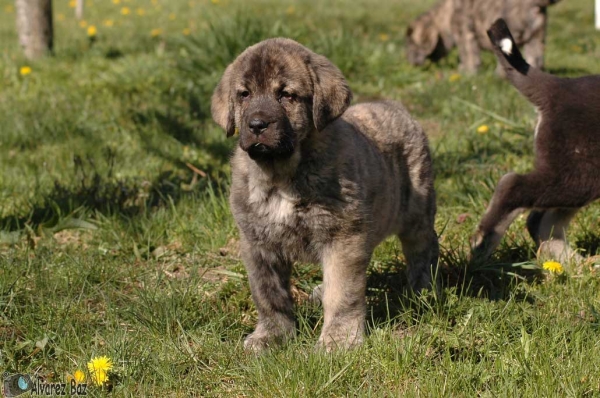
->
[406,0,562,74]
[471,19,600,263]
[212,38,439,352]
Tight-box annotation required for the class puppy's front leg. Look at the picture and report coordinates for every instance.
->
[240,238,295,352]
[317,237,369,351]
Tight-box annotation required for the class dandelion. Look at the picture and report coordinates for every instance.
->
[19,66,32,76]
[182,28,191,36]
[121,7,130,15]
[87,356,113,386]
[543,261,564,275]
[477,125,490,134]
[378,33,390,42]
[103,19,114,27]
[150,28,162,37]
[210,0,219,4]
[4,5,14,13]
[168,13,176,20]
[87,25,97,37]
[286,6,295,15]
[73,370,86,383]
[449,73,461,83]
[69,0,76,8]
[79,20,88,28]
[136,8,145,15]
[151,0,158,4]
[57,13,66,21]
[112,0,121,4]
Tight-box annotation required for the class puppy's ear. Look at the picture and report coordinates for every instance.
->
[308,53,352,132]
[211,64,236,137]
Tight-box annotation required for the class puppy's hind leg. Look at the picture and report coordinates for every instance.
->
[399,226,440,295]
[527,208,582,263]
[240,239,296,353]
[471,172,530,260]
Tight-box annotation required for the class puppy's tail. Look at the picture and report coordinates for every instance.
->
[487,19,555,108]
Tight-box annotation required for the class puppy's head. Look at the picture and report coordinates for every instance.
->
[211,38,352,161]
[405,14,446,66]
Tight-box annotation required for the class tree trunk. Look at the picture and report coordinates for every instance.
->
[75,0,83,20]
[15,0,53,59]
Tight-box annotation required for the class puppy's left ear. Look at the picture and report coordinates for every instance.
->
[211,64,236,137]
[308,53,352,132]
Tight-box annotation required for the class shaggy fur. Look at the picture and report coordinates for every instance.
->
[406,0,562,74]
[471,19,600,263]
[211,38,439,352]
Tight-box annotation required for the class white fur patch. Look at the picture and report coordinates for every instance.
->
[500,38,513,55]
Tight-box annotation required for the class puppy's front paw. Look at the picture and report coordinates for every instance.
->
[243,325,295,353]
[316,323,364,352]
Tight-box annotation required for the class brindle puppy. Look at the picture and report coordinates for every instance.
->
[471,19,600,263]
[211,38,439,352]
[406,0,562,74]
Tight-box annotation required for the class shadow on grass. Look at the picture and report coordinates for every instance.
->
[363,242,543,325]
[0,150,225,232]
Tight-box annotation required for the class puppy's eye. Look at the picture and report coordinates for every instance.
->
[239,91,250,100]
[279,91,295,103]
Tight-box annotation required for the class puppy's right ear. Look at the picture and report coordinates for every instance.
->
[211,64,236,137]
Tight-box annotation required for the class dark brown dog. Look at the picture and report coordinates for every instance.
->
[406,0,562,74]
[212,38,439,352]
[471,19,600,263]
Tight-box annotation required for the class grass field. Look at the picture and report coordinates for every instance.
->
[1,0,600,395]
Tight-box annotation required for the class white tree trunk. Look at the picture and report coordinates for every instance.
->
[596,0,600,30]
[15,0,53,59]
[75,0,83,20]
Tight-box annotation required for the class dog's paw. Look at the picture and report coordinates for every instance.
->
[243,326,295,353]
[316,323,364,352]
[308,284,324,305]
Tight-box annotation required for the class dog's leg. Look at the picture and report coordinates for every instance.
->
[240,239,295,352]
[522,27,546,69]
[453,15,480,74]
[527,208,582,263]
[317,237,369,351]
[399,226,439,294]
[471,172,529,260]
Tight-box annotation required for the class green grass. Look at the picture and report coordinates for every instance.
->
[2,0,600,395]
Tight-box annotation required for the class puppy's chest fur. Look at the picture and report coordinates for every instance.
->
[241,182,342,262]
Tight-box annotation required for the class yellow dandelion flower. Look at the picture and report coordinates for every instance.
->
[103,19,114,27]
[449,73,461,83]
[182,28,191,36]
[210,0,219,4]
[543,261,564,274]
[69,0,76,8]
[87,25,97,37]
[378,33,390,42]
[151,0,158,4]
[57,13,66,21]
[112,0,120,3]
[79,20,88,28]
[121,7,130,15]
[19,66,32,76]
[286,6,295,15]
[136,8,145,15]
[87,356,113,386]
[74,370,86,383]
[4,5,15,13]
[150,28,162,37]
[169,13,176,20]
[477,125,490,134]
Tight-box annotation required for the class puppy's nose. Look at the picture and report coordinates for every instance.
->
[248,119,269,135]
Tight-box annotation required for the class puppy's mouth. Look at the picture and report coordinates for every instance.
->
[247,143,273,160]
